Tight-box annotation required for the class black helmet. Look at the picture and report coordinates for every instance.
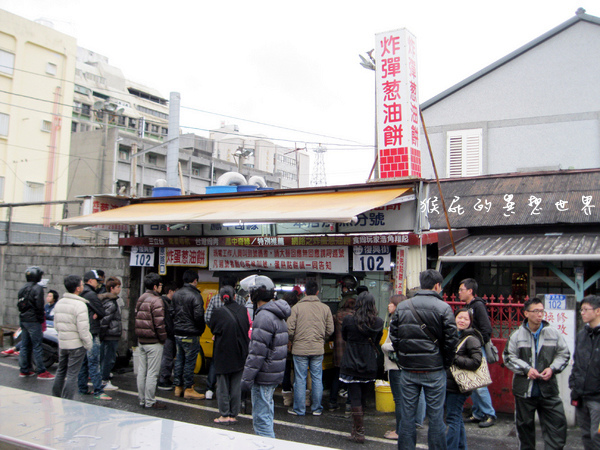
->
[25,266,43,283]
[240,275,275,303]
[340,275,358,292]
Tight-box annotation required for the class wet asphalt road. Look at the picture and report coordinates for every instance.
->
[0,355,586,449]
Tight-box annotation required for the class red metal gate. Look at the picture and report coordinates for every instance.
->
[445,294,527,414]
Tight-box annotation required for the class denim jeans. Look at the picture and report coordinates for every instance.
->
[292,354,324,415]
[159,337,176,384]
[100,340,119,381]
[137,342,164,407]
[389,370,427,431]
[575,399,600,450]
[174,335,200,389]
[19,321,46,374]
[52,347,87,399]
[251,383,277,438]
[446,391,469,450]
[398,369,447,450]
[78,335,104,395]
[471,346,496,419]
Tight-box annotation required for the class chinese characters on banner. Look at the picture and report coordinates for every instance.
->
[83,196,128,232]
[209,246,348,273]
[394,246,408,294]
[166,247,208,267]
[375,29,421,179]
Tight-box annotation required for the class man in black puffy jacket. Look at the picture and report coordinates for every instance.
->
[241,275,291,438]
[18,266,54,379]
[171,269,205,400]
[570,294,600,449]
[390,269,458,450]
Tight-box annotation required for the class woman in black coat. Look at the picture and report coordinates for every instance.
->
[340,292,384,443]
[209,286,250,424]
[446,308,483,450]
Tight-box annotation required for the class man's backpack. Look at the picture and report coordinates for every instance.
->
[17,286,32,313]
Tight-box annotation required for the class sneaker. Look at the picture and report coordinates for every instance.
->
[339,389,348,398]
[466,415,482,423]
[19,371,35,378]
[146,401,167,410]
[1,348,16,356]
[287,409,302,416]
[94,393,112,400]
[478,415,496,428]
[312,410,323,416]
[205,389,214,400]
[103,381,119,391]
[328,402,339,411]
[37,371,55,380]
[157,381,174,391]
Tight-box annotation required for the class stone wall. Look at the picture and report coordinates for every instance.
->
[0,245,132,354]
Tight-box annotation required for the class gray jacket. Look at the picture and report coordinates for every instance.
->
[504,319,570,398]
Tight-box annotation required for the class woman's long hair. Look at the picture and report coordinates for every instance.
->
[354,291,378,331]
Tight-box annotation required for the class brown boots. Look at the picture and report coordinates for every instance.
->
[174,385,205,400]
[184,385,205,399]
[349,406,365,444]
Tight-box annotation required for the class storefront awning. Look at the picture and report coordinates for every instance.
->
[439,233,600,262]
[56,187,411,226]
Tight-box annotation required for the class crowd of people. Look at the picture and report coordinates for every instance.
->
[7,265,600,450]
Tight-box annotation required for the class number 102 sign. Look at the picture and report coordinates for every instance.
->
[352,245,391,272]
[130,246,155,267]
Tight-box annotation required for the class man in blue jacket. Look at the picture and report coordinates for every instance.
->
[241,275,291,438]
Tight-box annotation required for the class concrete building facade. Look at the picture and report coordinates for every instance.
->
[0,10,77,224]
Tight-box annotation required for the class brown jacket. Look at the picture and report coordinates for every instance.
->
[333,298,355,367]
[135,290,167,344]
[288,295,334,356]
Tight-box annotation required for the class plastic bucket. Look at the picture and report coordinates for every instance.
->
[205,186,237,194]
[375,383,395,412]
[152,187,181,197]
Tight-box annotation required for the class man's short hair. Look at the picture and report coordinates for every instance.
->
[64,275,82,294]
[419,269,443,290]
[460,278,478,296]
[106,277,121,292]
[582,295,600,310]
[163,283,177,294]
[523,297,543,311]
[144,272,162,291]
[305,280,319,296]
[182,269,198,284]
[389,294,406,306]
[83,270,100,282]
[97,270,105,278]
[220,275,237,289]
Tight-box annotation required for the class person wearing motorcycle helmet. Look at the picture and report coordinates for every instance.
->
[240,275,291,438]
[18,266,54,379]
[339,275,358,309]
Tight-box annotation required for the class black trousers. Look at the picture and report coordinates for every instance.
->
[515,395,567,450]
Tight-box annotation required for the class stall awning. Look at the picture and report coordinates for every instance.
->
[439,233,600,262]
[57,187,411,226]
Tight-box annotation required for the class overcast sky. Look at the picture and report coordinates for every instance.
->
[0,0,594,185]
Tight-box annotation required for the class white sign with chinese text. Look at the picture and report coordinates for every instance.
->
[544,294,566,310]
[353,245,391,272]
[166,247,208,267]
[394,246,408,294]
[130,246,155,267]
[209,246,348,273]
[82,196,129,232]
[375,28,421,179]
[543,308,576,361]
[338,201,417,232]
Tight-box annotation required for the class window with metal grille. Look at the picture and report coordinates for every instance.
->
[0,50,14,75]
[0,113,8,136]
[447,129,482,178]
[24,181,44,202]
[41,120,52,132]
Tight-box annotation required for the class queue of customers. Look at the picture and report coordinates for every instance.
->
[13,266,600,450]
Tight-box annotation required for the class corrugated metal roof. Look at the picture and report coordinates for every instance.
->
[439,233,600,261]
[427,170,600,229]
[421,11,600,109]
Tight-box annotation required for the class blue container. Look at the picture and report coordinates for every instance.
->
[258,187,274,191]
[205,185,237,194]
[237,185,258,192]
[152,187,182,197]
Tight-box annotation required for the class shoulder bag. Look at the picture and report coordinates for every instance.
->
[449,337,492,393]
[484,340,500,364]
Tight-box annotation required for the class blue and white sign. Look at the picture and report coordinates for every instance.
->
[353,245,391,272]
[130,246,155,267]
[545,294,566,310]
